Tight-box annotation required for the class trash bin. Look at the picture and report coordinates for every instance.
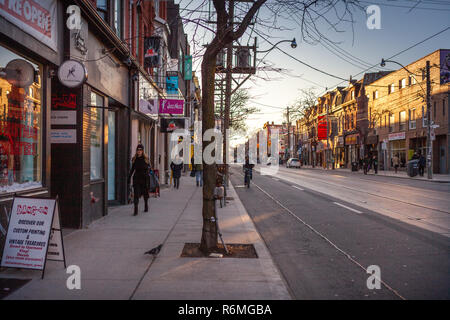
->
[351,162,358,172]
[407,159,419,177]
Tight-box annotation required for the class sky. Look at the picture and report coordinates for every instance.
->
[177,0,450,145]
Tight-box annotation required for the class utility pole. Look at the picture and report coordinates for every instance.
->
[223,0,234,187]
[426,60,433,179]
[286,106,290,160]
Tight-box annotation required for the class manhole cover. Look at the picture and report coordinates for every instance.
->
[0,278,31,299]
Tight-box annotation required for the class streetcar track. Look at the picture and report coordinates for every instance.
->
[268,168,450,215]
[234,170,406,300]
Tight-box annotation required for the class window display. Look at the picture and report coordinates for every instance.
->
[0,45,42,193]
[90,92,104,180]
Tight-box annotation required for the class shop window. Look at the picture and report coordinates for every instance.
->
[90,92,104,180]
[399,111,406,131]
[0,45,42,193]
[390,140,406,168]
[108,111,116,200]
[409,109,416,129]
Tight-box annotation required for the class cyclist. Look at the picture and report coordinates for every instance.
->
[243,156,255,187]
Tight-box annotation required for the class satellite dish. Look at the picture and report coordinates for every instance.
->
[2,59,35,88]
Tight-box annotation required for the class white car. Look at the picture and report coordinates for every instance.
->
[287,158,301,168]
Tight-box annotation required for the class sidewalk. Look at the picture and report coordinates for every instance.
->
[298,165,450,182]
[1,176,291,300]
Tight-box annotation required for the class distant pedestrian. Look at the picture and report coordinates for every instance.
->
[171,157,183,189]
[194,162,203,187]
[363,155,369,175]
[392,154,400,173]
[418,152,426,177]
[128,144,151,216]
[372,155,378,174]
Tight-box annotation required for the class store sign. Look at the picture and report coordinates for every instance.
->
[0,0,58,51]
[51,129,77,144]
[160,118,185,133]
[58,60,87,88]
[144,36,161,68]
[51,111,76,125]
[0,197,65,271]
[166,71,179,95]
[139,99,158,115]
[184,55,192,80]
[388,132,406,141]
[318,116,327,140]
[345,134,358,145]
[159,99,184,115]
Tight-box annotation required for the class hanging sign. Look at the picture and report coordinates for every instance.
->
[184,55,192,80]
[58,59,87,88]
[318,116,327,140]
[0,197,66,277]
[159,99,184,115]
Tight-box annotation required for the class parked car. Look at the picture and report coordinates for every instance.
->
[287,158,301,168]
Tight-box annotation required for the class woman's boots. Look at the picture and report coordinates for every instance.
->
[144,200,148,212]
[134,205,138,216]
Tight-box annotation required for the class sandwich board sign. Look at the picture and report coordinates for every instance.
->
[0,196,66,278]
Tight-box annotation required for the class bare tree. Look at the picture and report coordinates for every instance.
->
[193,0,359,255]
[216,89,259,133]
[288,87,318,121]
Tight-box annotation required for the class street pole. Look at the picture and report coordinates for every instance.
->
[223,0,234,187]
[286,106,290,160]
[426,60,433,179]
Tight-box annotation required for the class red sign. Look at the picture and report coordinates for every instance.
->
[51,93,77,109]
[318,116,327,140]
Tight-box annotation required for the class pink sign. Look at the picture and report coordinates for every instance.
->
[159,99,184,115]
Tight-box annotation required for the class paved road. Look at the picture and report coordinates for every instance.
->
[229,166,450,299]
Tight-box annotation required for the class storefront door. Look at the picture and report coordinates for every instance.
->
[108,111,116,201]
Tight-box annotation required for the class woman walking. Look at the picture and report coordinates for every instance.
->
[171,157,183,189]
[128,144,150,216]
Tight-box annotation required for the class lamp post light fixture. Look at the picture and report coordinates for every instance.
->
[256,38,297,54]
[380,58,432,179]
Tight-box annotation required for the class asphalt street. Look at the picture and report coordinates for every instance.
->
[229,165,450,300]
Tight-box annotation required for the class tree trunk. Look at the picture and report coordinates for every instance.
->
[199,52,218,255]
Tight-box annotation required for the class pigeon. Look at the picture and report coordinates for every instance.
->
[145,244,163,255]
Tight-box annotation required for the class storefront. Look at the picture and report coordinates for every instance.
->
[345,133,359,167]
[49,13,131,228]
[388,132,407,169]
[0,0,63,239]
[334,136,345,168]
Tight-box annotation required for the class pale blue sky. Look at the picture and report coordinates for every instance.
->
[178,0,450,142]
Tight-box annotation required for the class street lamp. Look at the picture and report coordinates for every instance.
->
[256,38,297,53]
[380,58,432,179]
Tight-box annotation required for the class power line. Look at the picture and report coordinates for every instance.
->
[318,26,450,96]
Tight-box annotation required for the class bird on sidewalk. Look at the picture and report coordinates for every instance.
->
[145,244,163,255]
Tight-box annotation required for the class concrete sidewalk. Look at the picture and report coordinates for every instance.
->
[297,165,450,182]
[1,176,291,300]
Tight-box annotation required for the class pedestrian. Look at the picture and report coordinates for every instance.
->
[128,144,151,216]
[363,155,369,175]
[194,162,203,187]
[170,156,183,189]
[392,154,400,173]
[418,151,426,177]
[372,155,378,174]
